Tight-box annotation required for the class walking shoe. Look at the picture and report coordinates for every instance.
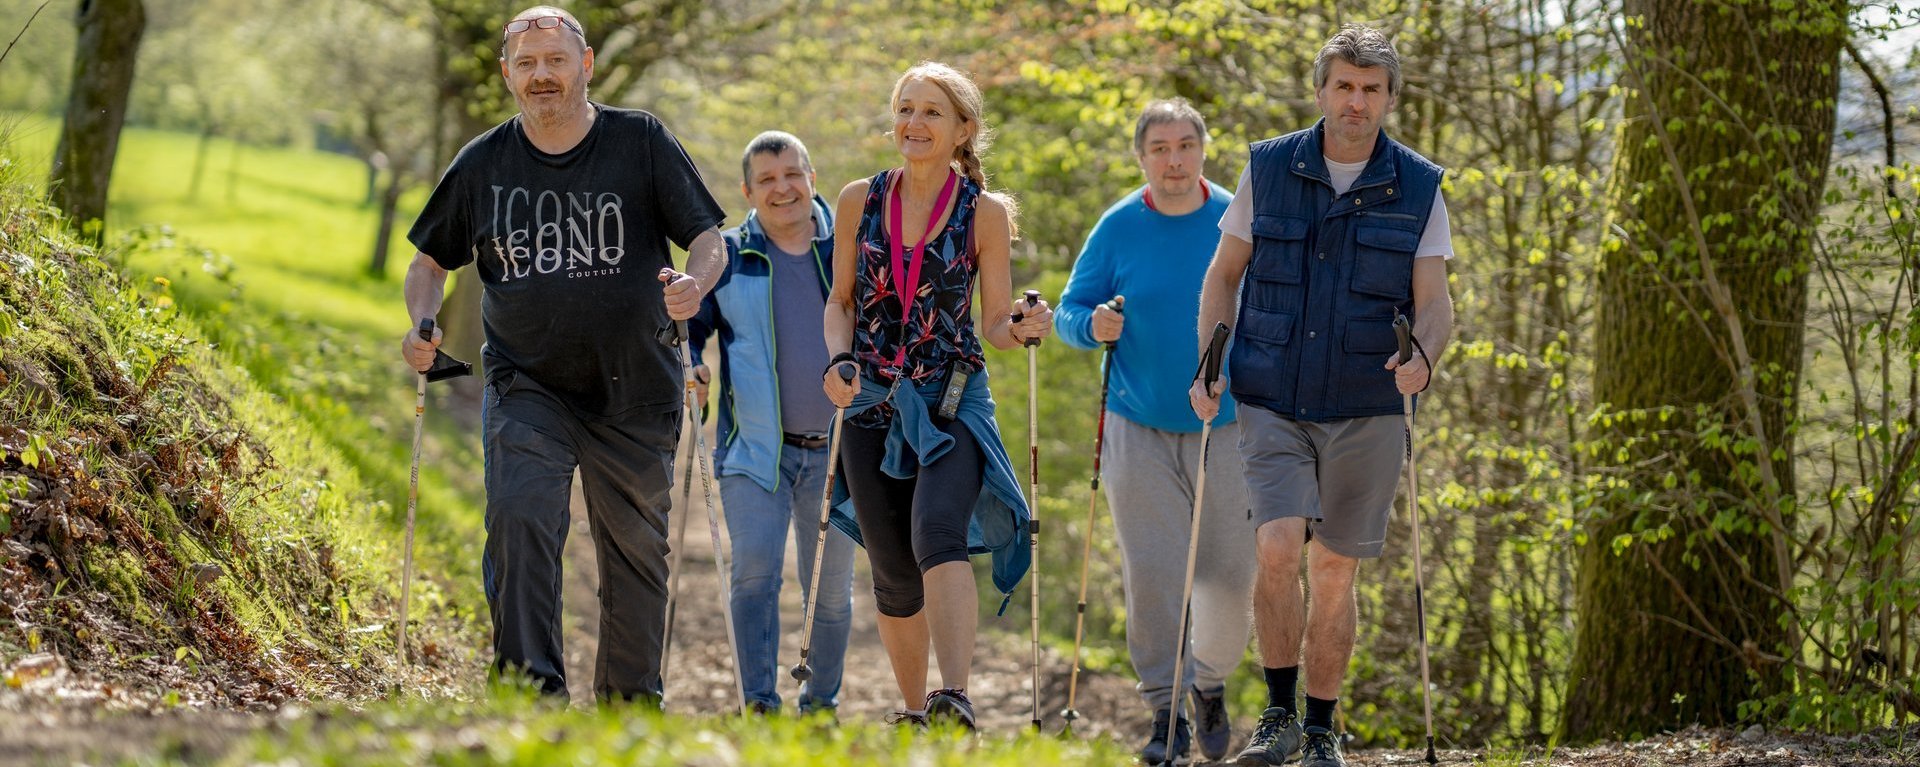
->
[925,688,976,730]
[1232,706,1303,766]
[884,709,928,730]
[1299,725,1345,767]
[1139,708,1192,765]
[1191,686,1232,761]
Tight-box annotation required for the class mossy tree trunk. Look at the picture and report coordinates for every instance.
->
[50,0,146,240]
[1564,0,1846,742]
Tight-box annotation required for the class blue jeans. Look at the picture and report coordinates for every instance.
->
[720,444,855,711]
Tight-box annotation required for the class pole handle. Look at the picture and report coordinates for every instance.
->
[655,316,691,347]
[1100,295,1124,351]
[835,364,856,383]
[414,317,473,383]
[1011,289,1042,348]
[1200,322,1229,387]
[1393,311,1414,365]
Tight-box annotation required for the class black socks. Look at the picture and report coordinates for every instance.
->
[1303,694,1338,731]
[1264,667,1338,730]
[1262,666,1298,712]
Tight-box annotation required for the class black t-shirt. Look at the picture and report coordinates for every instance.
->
[409,105,726,418]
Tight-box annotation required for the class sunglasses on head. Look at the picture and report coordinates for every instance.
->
[503,15,583,39]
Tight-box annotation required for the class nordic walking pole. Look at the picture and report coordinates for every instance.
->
[400,318,470,668]
[790,363,857,693]
[1164,322,1230,767]
[1012,288,1044,732]
[1394,312,1439,766]
[661,313,747,712]
[660,366,701,677]
[1062,294,1122,731]
[400,327,428,669]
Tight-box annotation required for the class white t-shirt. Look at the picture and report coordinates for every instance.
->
[1217,160,1454,259]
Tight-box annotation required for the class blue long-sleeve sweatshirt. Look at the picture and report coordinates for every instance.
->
[1056,181,1237,433]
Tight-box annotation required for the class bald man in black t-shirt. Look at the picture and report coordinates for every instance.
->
[401,5,727,704]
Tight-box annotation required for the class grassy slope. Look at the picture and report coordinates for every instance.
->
[2,111,491,689]
[0,141,413,702]
[7,110,487,610]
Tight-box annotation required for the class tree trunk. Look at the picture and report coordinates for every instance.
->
[367,168,404,278]
[50,0,146,240]
[226,138,241,205]
[1564,0,1843,742]
[363,153,381,206]
[187,121,215,202]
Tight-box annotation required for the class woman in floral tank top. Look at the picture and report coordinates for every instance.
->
[820,62,1054,729]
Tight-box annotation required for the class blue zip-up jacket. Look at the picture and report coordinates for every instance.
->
[687,195,834,491]
[1057,181,1238,433]
[827,371,1030,603]
[1233,120,1443,420]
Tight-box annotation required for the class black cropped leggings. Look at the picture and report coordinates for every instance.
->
[837,419,984,618]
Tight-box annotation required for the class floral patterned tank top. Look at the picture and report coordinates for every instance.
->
[852,169,987,388]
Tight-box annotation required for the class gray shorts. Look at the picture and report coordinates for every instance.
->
[1239,404,1405,559]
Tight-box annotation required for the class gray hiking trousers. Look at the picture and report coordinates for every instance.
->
[1103,414,1257,711]
[481,370,680,702]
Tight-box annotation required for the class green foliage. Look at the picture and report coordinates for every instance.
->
[1767,156,1920,730]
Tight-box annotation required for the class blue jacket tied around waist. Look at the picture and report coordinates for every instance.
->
[827,370,1030,604]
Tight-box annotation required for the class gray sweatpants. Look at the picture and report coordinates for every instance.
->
[481,370,680,702]
[1103,414,1257,711]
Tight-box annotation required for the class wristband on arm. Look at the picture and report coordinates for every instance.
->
[824,351,857,380]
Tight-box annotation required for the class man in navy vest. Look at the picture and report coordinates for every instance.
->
[1190,25,1455,767]
[687,131,855,716]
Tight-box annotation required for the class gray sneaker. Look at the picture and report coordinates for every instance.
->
[1191,687,1231,761]
[1140,708,1192,765]
[1298,726,1345,767]
[925,688,976,730]
[1232,707,1303,766]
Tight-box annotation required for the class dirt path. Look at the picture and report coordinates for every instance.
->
[557,428,1145,737]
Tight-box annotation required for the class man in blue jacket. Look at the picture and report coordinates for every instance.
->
[1192,25,1455,767]
[1057,99,1255,766]
[688,131,854,716]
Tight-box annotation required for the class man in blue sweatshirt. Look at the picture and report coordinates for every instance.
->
[687,131,855,716]
[1057,99,1255,765]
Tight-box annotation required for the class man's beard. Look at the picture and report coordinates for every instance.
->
[522,81,587,128]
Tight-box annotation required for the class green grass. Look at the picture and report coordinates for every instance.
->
[196,690,1137,766]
